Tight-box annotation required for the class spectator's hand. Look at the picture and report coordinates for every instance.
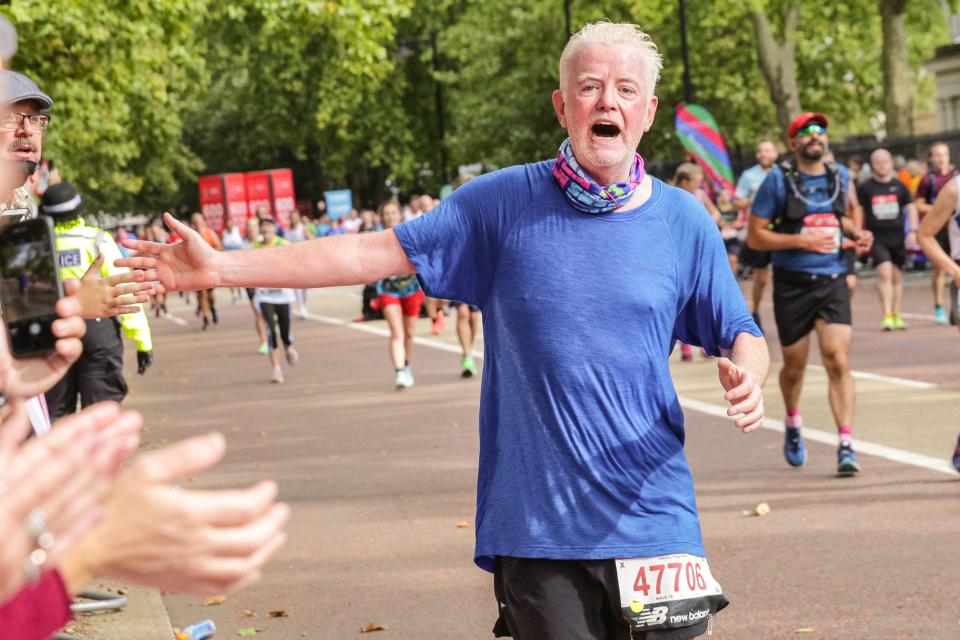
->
[800,232,838,254]
[0,402,141,602]
[0,281,86,400]
[62,432,288,596]
[136,350,153,376]
[114,212,222,293]
[717,357,764,433]
[69,255,157,319]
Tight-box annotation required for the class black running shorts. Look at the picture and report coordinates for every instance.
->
[870,235,907,269]
[740,243,771,269]
[723,237,742,258]
[772,269,852,347]
[492,557,723,640]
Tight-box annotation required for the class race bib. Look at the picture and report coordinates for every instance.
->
[615,554,726,632]
[870,194,900,221]
[801,213,841,252]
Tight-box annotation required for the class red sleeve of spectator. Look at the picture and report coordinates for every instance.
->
[0,570,72,640]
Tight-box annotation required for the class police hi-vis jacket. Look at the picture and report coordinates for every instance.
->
[54,218,152,352]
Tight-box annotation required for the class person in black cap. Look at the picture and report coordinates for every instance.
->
[41,181,154,419]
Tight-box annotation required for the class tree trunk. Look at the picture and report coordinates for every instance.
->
[751,4,802,139]
[880,0,913,137]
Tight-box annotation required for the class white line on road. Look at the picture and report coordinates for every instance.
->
[678,396,957,476]
[164,311,188,327]
[303,310,957,477]
[805,364,935,389]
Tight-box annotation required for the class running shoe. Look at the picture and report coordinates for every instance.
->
[892,314,906,330]
[461,355,477,378]
[431,310,445,335]
[271,364,284,384]
[395,366,415,389]
[751,312,762,332]
[881,315,895,331]
[952,433,960,473]
[783,427,806,467]
[934,305,948,325]
[257,342,269,355]
[285,345,299,365]
[837,441,860,476]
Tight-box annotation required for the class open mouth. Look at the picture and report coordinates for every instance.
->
[591,123,621,138]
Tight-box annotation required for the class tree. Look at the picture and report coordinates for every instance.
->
[751,3,802,136]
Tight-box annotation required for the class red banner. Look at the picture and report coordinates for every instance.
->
[222,173,248,235]
[245,172,273,223]
[269,168,296,229]
[197,175,225,233]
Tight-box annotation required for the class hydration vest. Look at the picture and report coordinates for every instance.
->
[771,160,847,234]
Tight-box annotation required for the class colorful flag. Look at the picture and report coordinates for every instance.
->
[675,103,735,194]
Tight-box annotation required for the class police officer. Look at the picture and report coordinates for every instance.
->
[41,181,153,418]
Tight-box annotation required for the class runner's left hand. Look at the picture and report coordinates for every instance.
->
[854,229,874,254]
[717,357,764,433]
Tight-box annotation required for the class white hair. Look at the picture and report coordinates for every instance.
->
[559,22,663,99]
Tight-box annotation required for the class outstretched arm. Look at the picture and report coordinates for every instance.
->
[117,213,414,293]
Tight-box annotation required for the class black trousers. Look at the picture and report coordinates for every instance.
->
[260,302,292,350]
[45,318,127,420]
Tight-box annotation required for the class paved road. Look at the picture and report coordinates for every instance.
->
[118,276,959,640]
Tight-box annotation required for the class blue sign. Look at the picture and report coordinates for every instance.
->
[324,189,353,221]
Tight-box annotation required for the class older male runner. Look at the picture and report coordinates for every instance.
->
[120,23,768,640]
[748,112,872,476]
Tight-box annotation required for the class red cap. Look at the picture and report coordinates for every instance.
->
[787,112,828,138]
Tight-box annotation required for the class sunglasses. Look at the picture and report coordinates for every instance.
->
[796,124,826,137]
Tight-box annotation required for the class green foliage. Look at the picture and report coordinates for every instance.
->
[0,0,950,211]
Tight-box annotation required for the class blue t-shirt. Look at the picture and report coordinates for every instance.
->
[393,161,760,572]
[734,164,772,202]
[752,164,850,275]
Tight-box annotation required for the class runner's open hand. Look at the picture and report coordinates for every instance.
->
[114,212,221,293]
[717,357,764,433]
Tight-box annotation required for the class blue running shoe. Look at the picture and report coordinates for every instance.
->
[784,427,806,467]
[934,305,948,325]
[952,434,960,473]
[837,441,860,476]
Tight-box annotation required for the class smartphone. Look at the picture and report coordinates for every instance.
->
[0,216,64,357]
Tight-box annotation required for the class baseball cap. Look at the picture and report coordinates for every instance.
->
[1,69,52,109]
[787,112,828,138]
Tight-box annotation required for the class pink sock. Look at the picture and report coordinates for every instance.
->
[838,426,852,442]
[785,408,802,429]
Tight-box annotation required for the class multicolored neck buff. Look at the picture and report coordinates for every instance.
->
[552,138,645,214]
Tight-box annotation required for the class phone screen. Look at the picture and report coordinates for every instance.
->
[0,217,62,356]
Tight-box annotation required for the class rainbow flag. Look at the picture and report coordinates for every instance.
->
[675,103,735,194]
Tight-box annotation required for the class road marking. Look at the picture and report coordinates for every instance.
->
[304,310,956,477]
[164,311,188,327]
[805,364,935,390]
[900,312,938,322]
[678,397,957,476]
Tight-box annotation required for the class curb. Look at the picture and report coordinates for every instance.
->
[62,582,174,640]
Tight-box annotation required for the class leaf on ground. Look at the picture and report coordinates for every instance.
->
[743,502,771,517]
[203,595,226,606]
[360,623,388,633]
[268,610,288,618]
[243,609,258,617]
[237,628,264,637]
[456,521,470,528]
